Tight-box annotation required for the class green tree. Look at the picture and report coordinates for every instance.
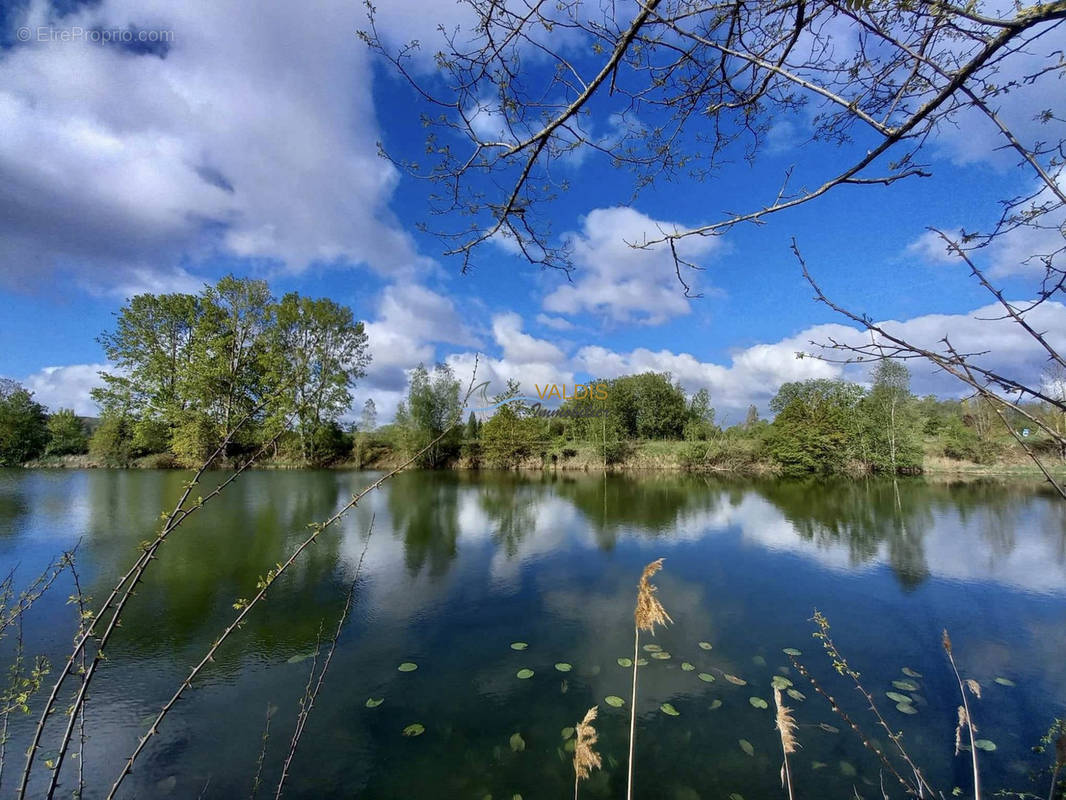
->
[480,404,543,468]
[403,363,462,467]
[860,361,922,473]
[45,409,88,456]
[265,293,370,464]
[768,379,865,475]
[89,414,134,467]
[0,383,49,466]
[361,398,378,432]
[465,411,480,440]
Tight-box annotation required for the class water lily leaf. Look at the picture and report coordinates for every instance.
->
[771,676,793,689]
[605,695,625,708]
[886,691,911,703]
[398,662,418,672]
[782,648,802,656]
[840,761,856,777]
[994,677,1015,687]
[660,703,680,716]
[729,794,744,800]
[651,652,671,660]
[811,761,827,770]
[902,667,922,678]
[561,726,575,740]
[818,723,840,734]
[974,739,996,751]
[555,663,572,672]
[365,697,384,708]
[724,674,747,686]
[739,739,754,756]
[681,662,695,671]
[287,651,317,664]
[698,673,715,683]
[510,642,528,651]
[510,732,526,752]
[895,702,918,715]
[402,723,425,737]
[892,679,919,691]
[516,668,534,680]
[643,643,663,653]
[699,642,713,650]
[636,658,649,666]
[709,699,723,710]
[753,656,767,667]
[617,658,633,668]
[786,689,806,701]
[749,696,768,709]
[564,738,576,752]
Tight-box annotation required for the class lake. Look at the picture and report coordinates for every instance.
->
[1,469,1064,799]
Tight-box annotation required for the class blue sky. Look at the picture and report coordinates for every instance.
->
[1,0,1063,423]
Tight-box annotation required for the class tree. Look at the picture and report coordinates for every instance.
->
[745,405,760,429]
[861,362,922,473]
[402,363,463,467]
[480,403,543,468]
[768,379,865,475]
[684,388,716,440]
[45,409,89,456]
[265,293,370,464]
[89,414,133,467]
[0,383,48,466]
[465,411,480,440]
[361,399,378,433]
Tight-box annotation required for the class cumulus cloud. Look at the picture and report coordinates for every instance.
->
[20,364,108,415]
[535,313,574,331]
[0,0,425,293]
[543,206,722,325]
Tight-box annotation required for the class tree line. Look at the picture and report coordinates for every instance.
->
[0,276,370,467]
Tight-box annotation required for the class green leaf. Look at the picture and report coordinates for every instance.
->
[681,662,695,671]
[651,652,671,660]
[516,668,534,680]
[510,642,528,651]
[402,723,425,737]
[398,662,418,672]
[643,643,663,653]
[886,691,911,703]
[753,655,767,667]
[895,702,918,715]
[709,699,723,710]
[786,688,806,701]
[365,697,384,708]
[510,732,526,752]
[617,658,633,667]
[739,739,754,756]
[604,695,625,708]
[902,667,922,678]
[699,642,713,650]
[892,679,919,691]
[561,727,575,740]
[782,648,802,656]
[697,672,715,683]
[974,739,996,752]
[840,762,857,777]
[749,697,768,709]
[660,702,680,716]
[771,676,793,689]
[724,674,746,686]
[287,650,317,664]
[554,663,572,672]
[993,677,1015,687]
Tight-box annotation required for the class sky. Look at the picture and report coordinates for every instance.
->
[1,0,1064,424]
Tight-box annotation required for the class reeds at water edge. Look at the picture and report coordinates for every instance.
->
[627,558,672,800]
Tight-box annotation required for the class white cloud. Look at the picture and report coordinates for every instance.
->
[543,206,722,325]
[535,313,574,331]
[0,0,425,293]
[20,364,108,415]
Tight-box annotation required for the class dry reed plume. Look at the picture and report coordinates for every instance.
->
[773,686,799,800]
[573,705,601,800]
[944,629,982,800]
[627,558,671,800]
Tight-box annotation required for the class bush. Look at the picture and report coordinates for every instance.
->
[0,386,49,466]
[45,409,89,456]
[90,415,134,467]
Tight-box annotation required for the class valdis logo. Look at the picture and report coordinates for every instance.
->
[533,383,609,401]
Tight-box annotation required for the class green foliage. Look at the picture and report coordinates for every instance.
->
[859,362,923,473]
[89,414,134,467]
[45,409,88,456]
[0,383,49,465]
[768,379,865,475]
[170,412,220,467]
[480,404,545,468]
[396,363,463,467]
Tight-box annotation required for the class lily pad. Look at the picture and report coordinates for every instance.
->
[636,658,649,666]
[753,655,767,667]
[287,651,317,664]
[510,732,526,752]
[402,723,425,737]
[510,642,528,651]
[697,672,715,683]
[729,794,744,800]
[902,667,922,678]
[561,726,575,739]
[724,674,747,686]
[617,657,633,668]
[895,702,918,715]
[974,739,997,751]
[818,723,840,734]
[994,677,1015,687]
[516,668,534,680]
[660,702,680,716]
[398,662,418,672]
[771,676,793,690]
[840,761,856,777]
[892,679,919,691]
[681,662,695,671]
[709,699,723,710]
[886,691,911,703]
[643,643,663,653]
[699,641,713,650]
[749,696,768,709]
[739,739,755,756]
[782,648,802,656]
[786,688,806,701]
[651,652,671,660]
[605,695,625,708]
[554,663,572,672]
[365,697,384,708]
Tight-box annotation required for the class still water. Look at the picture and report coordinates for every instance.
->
[1,469,1064,799]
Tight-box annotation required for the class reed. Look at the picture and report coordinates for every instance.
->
[773,685,799,800]
[943,629,981,800]
[573,705,601,800]
[627,558,671,800]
